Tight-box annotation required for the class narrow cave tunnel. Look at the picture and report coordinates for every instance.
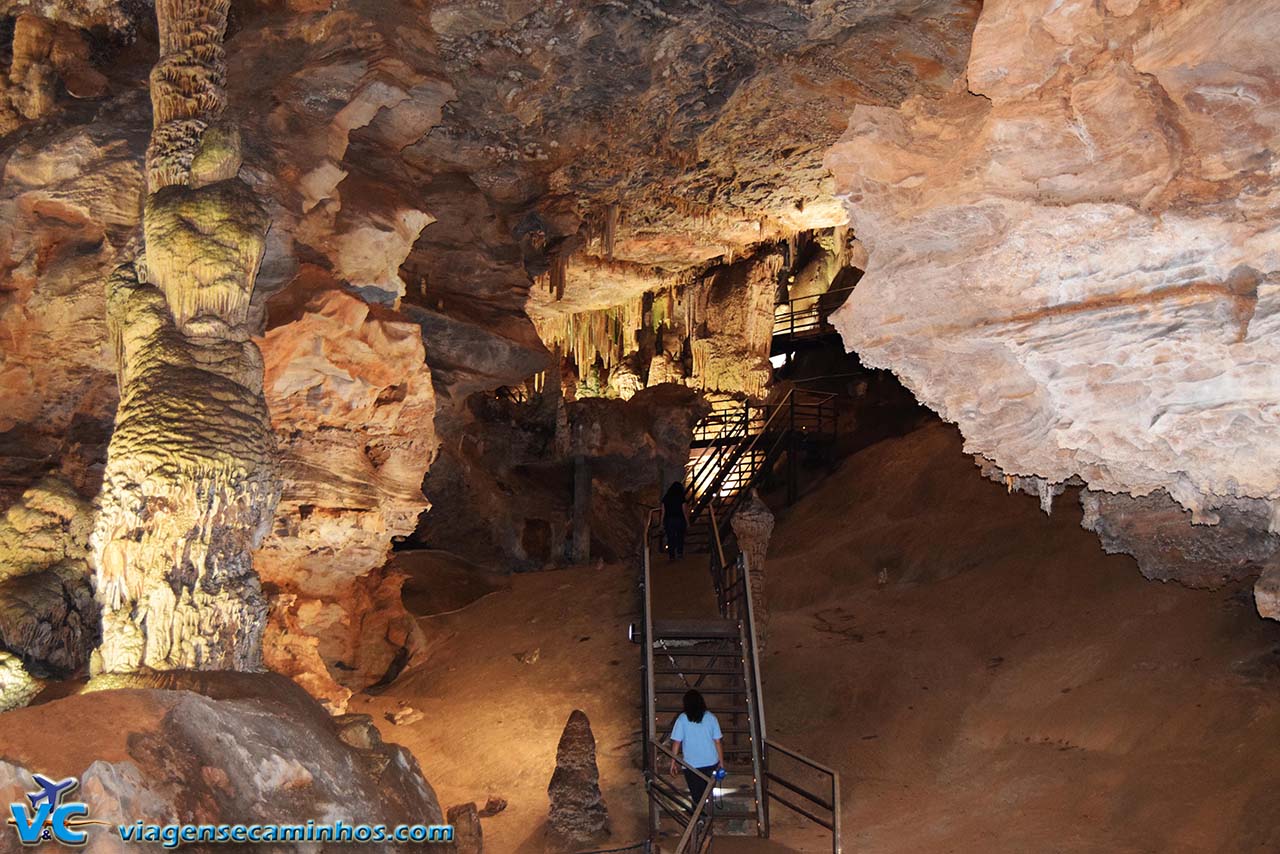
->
[0,1,1279,852]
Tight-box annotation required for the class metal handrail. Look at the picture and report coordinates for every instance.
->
[642,509,716,854]
[653,741,715,852]
[686,388,842,537]
[685,405,750,510]
[762,739,842,854]
[688,390,794,520]
[736,548,769,839]
[641,510,659,841]
[772,286,856,339]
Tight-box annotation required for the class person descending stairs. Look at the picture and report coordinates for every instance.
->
[640,498,842,853]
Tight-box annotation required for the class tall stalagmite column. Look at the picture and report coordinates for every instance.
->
[89,0,279,673]
[731,491,774,653]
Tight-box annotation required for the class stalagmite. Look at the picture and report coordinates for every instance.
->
[731,491,774,653]
[546,709,610,851]
[89,0,279,673]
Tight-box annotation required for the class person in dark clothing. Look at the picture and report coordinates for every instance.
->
[660,481,688,561]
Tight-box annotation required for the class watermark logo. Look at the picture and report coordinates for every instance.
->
[7,774,98,847]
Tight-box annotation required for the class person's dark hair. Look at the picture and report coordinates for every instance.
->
[683,689,707,724]
[664,481,684,503]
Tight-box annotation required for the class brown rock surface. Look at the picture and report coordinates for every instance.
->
[0,673,441,851]
[445,802,483,854]
[826,0,1280,589]
[1081,489,1279,589]
[546,709,609,851]
[0,476,96,675]
[258,274,437,709]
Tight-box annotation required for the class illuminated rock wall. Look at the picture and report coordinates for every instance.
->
[89,0,280,672]
[826,0,1280,588]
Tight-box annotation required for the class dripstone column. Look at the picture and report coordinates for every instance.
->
[731,491,775,652]
[89,0,279,673]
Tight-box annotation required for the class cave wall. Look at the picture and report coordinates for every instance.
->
[0,0,991,703]
[826,0,1280,590]
[0,2,451,704]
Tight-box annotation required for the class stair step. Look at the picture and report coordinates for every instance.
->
[654,686,746,695]
[654,667,745,676]
[653,618,740,639]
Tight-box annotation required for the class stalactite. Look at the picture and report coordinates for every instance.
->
[604,203,620,260]
[536,297,647,373]
[549,250,567,301]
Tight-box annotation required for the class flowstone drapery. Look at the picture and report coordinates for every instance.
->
[89,0,279,673]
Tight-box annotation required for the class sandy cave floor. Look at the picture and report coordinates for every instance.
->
[360,423,1280,853]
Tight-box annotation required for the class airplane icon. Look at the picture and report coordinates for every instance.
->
[26,775,77,810]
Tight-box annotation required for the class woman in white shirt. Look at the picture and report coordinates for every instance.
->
[668,689,725,811]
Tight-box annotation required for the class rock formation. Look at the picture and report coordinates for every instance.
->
[0,12,108,134]
[0,652,40,712]
[1082,489,1279,589]
[0,476,97,674]
[0,673,442,846]
[89,0,279,673]
[445,802,484,854]
[731,491,775,652]
[546,709,609,851]
[826,0,1280,594]
[257,273,437,710]
[1255,559,1280,621]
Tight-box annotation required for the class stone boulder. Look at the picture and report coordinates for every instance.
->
[445,802,484,854]
[0,673,441,852]
[546,709,609,851]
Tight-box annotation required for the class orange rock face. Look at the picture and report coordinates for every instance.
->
[826,0,1280,583]
[259,275,437,710]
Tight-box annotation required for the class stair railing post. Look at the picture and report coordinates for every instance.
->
[831,770,842,854]
[642,511,660,844]
[739,550,769,839]
[786,392,798,505]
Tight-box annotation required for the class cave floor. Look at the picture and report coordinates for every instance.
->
[363,422,1280,853]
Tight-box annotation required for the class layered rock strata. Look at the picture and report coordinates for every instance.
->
[826,0,1280,592]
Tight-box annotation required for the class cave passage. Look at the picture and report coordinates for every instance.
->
[2,1,1280,852]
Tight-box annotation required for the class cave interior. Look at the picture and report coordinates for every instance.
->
[0,0,1279,852]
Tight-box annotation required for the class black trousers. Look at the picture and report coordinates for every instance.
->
[664,520,686,558]
[683,764,718,814]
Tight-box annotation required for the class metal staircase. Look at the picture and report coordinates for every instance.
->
[683,389,840,554]
[639,507,842,853]
[770,285,855,355]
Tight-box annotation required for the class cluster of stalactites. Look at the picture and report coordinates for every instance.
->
[535,296,649,373]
